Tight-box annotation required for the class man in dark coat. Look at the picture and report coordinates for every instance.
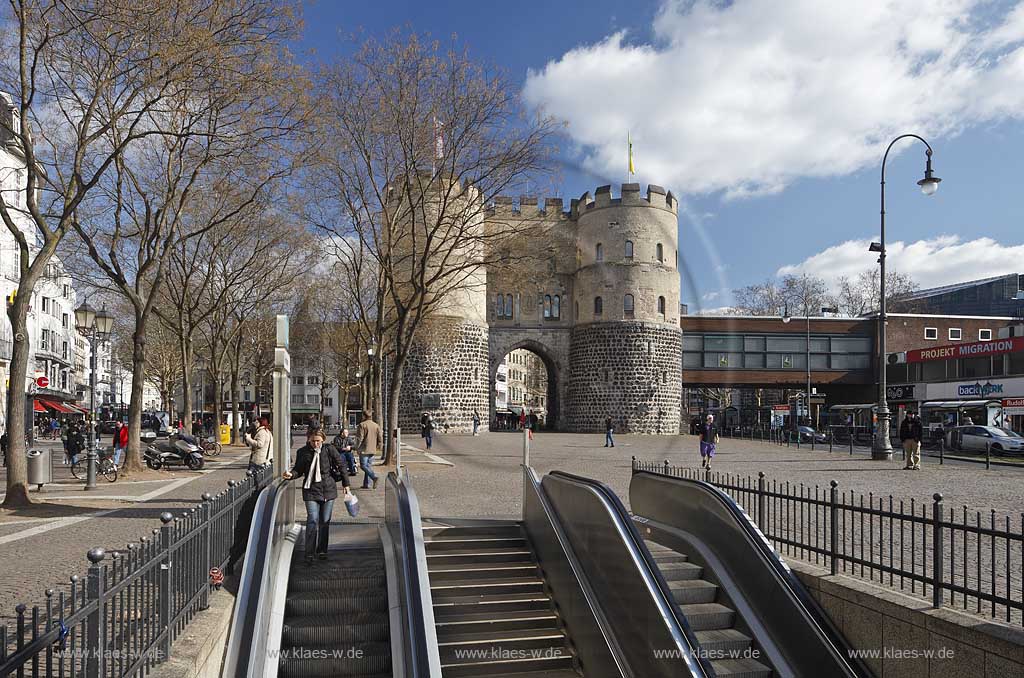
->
[899,412,924,471]
[283,429,350,563]
[700,414,718,470]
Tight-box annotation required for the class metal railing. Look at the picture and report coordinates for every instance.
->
[632,458,1024,626]
[1,463,273,678]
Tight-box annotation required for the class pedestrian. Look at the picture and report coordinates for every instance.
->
[356,411,382,490]
[67,424,83,465]
[332,427,358,476]
[111,422,123,467]
[50,417,59,440]
[420,412,434,450]
[472,410,480,436]
[604,415,615,447]
[0,431,7,467]
[243,416,273,473]
[282,429,350,565]
[518,410,526,431]
[900,412,923,471]
[700,414,719,470]
[60,425,70,464]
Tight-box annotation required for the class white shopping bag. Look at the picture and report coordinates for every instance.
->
[344,492,360,517]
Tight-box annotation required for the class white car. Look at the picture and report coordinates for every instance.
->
[947,426,1024,455]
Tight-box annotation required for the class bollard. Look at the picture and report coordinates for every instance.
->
[664,458,671,476]
[939,436,944,465]
[522,428,530,468]
[811,432,815,451]
[849,434,854,456]
[829,430,833,453]
[986,441,991,470]
[395,427,402,470]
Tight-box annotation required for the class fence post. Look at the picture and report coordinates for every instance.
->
[849,434,853,456]
[829,480,839,576]
[932,493,944,608]
[939,436,944,465]
[828,429,833,453]
[227,479,237,533]
[757,472,766,533]
[158,512,174,663]
[201,493,212,610]
[84,548,107,678]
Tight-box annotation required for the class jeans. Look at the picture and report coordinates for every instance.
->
[359,454,378,487]
[424,431,432,449]
[472,421,479,435]
[112,447,123,466]
[605,430,614,447]
[303,499,335,556]
[340,450,356,475]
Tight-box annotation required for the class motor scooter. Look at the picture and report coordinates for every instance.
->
[143,431,205,471]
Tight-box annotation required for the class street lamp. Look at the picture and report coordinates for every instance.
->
[872,135,941,461]
[75,302,113,489]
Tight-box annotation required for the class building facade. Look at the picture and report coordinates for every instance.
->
[893,273,1024,317]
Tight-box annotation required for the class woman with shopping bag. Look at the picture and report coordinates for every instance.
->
[283,429,351,565]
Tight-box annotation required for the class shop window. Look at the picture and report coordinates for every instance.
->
[949,328,962,341]
[924,327,938,340]
[979,328,992,341]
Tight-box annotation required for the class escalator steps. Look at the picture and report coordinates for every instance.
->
[277,641,391,678]
[282,613,390,645]
[284,591,387,616]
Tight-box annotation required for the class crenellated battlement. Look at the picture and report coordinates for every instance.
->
[485,195,571,219]
[569,183,677,218]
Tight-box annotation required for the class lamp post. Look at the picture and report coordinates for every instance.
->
[871,135,941,460]
[75,302,113,490]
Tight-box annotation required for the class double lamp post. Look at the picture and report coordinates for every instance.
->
[74,301,114,490]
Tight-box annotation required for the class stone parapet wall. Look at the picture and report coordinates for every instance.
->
[398,320,490,434]
[565,322,681,433]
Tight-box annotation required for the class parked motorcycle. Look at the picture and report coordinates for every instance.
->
[143,431,205,471]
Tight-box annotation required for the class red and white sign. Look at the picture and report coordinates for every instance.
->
[771,404,790,411]
[35,376,49,388]
[906,336,1024,363]
[1004,398,1024,416]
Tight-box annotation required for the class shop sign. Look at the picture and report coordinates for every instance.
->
[907,337,1024,363]
[887,384,915,400]
[1003,398,1024,416]
[957,382,1004,398]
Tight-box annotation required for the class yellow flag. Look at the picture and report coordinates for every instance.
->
[628,132,635,175]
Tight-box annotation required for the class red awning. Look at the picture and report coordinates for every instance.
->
[39,399,76,414]
[33,400,47,413]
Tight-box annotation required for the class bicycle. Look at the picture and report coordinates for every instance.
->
[69,448,119,483]
[201,438,222,457]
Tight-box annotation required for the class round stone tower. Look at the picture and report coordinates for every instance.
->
[565,183,682,433]
[389,172,490,434]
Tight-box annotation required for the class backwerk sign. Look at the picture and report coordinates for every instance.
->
[957,382,1004,398]
[906,337,1024,363]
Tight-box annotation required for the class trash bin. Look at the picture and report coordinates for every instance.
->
[219,424,231,445]
[27,448,52,487]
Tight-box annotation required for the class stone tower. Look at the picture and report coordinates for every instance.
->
[389,172,490,434]
[565,184,682,433]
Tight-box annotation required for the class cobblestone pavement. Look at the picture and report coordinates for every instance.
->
[0,446,256,620]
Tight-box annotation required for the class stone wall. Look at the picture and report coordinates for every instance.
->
[565,321,681,433]
[398,320,490,434]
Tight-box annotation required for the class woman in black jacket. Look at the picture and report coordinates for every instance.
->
[283,429,351,564]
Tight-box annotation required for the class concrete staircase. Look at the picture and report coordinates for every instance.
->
[425,522,582,677]
[645,540,773,678]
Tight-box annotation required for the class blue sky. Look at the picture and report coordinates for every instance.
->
[301,0,1024,312]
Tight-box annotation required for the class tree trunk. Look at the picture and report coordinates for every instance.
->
[384,359,403,465]
[2,293,33,507]
[230,367,240,445]
[123,316,149,475]
[179,337,193,435]
[212,370,223,440]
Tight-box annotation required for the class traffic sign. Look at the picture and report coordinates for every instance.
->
[36,376,49,388]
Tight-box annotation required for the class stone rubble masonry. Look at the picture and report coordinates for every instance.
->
[566,321,682,434]
[399,319,490,434]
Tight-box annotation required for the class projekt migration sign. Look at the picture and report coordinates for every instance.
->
[906,337,1024,363]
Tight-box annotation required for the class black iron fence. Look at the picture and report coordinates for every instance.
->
[632,458,1024,626]
[0,463,272,678]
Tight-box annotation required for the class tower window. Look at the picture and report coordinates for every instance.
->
[543,295,552,319]
[624,294,635,318]
[552,295,561,319]
[658,296,666,319]
[495,293,504,318]
[505,294,514,319]
[594,296,603,316]
[624,240,634,259]
[656,243,664,263]
[575,301,579,320]
[596,243,603,262]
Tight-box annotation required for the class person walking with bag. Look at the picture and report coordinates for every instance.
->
[357,411,382,489]
[700,414,719,470]
[244,416,273,473]
[604,415,615,448]
[420,412,434,450]
[283,430,350,565]
[900,412,923,471]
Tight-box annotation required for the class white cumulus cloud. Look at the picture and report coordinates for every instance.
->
[523,0,1024,198]
[778,235,1024,289]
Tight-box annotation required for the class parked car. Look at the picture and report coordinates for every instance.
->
[796,426,828,444]
[97,420,119,434]
[946,425,1024,455]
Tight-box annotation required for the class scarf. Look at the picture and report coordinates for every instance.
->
[303,445,322,489]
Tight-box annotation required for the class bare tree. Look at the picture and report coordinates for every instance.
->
[832,269,920,316]
[733,273,830,318]
[0,0,300,505]
[306,32,560,462]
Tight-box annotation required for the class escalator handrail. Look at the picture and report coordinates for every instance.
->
[222,476,291,678]
[543,470,712,678]
[631,470,872,677]
[386,469,442,678]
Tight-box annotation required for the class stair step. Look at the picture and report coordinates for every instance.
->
[425,537,527,552]
[432,580,545,599]
[680,603,735,631]
[437,627,567,646]
[427,550,535,566]
[440,655,577,677]
[422,525,523,540]
[430,565,539,582]
[710,657,773,677]
[657,562,703,580]
[669,579,719,604]
[433,598,554,621]
[440,635,569,662]
[436,614,561,637]
[277,641,391,677]
[694,628,754,653]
